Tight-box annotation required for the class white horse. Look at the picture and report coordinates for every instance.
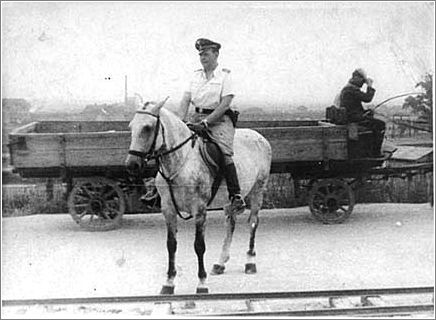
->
[125,100,272,294]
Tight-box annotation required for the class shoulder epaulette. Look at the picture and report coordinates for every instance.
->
[222,68,231,73]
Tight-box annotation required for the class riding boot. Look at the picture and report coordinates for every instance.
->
[223,163,246,214]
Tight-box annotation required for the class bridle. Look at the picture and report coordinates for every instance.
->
[128,109,197,220]
[128,110,197,162]
[128,110,165,161]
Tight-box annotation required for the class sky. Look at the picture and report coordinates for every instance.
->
[1,1,435,110]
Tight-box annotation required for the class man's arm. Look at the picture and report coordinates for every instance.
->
[203,95,234,124]
[359,86,376,103]
[179,91,191,121]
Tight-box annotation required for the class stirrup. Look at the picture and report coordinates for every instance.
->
[140,189,159,202]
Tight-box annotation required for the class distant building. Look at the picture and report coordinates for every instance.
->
[2,98,32,125]
[2,98,32,152]
[80,97,139,121]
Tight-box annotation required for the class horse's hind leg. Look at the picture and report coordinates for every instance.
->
[161,212,177,294]
[245,203,259,274]
[195,206,208,293]
[245,180,267,274]
[211,206,236,275]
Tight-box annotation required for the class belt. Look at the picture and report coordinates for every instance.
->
[195,107,234,117]
[195,107,214,114]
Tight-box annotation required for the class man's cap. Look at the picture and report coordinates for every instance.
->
[195,38,221,53]
[352,68,368,80]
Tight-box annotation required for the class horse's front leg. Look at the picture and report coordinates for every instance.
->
[161,211,178,294]
[211,207,236,275]
[194,204,208,294]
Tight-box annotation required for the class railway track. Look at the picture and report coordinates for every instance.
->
[2,286,434,317]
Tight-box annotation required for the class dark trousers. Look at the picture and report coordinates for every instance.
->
[222,158,241,199]
[358,118,386,155]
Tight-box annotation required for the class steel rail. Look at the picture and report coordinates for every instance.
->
[2,286,433,307]
[209,304,434,317]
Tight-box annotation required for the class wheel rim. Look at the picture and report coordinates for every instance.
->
[309,179,355,224]
[68,177,126,231]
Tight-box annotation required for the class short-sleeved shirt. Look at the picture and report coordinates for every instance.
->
[186,66,234,109]
[185,66,236,157]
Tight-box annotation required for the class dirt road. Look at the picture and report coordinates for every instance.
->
[2,203,434,302]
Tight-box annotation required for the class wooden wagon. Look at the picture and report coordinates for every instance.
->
[8,118,432,231]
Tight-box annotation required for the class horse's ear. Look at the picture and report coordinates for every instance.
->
[151,96,170,113]
[142,101,150,110]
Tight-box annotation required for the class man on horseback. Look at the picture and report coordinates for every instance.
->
[179,38,246,214]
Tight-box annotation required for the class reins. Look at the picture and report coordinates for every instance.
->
[128,110,197,220]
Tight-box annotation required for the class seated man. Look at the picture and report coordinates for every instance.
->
[338,68,386,157]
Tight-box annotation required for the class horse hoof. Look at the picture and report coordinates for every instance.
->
[160,285,175,295]
[196,287,209,294]
[211,264,225,275]
[245,263,257,274]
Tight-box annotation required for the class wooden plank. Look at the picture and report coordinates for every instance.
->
[151,302,173,316]
[9,134,64,168]
[318,121,336,127]
[10,122,38,134]
[64,133,131,167]
[361,295,392,307]
[239,120,319,128]
[246,299,272,312]
[36,121,129,133]
[329,296,357,308]
[254,126,347,161]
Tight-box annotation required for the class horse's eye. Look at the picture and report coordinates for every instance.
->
[142,125,152,135]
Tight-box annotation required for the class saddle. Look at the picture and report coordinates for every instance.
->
[198,138,225,206]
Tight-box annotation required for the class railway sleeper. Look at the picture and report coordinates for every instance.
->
[3,288,434,317]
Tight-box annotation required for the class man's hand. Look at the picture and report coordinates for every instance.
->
[366,78,373,87]
[363,108,374,118]
[186,121,209,137]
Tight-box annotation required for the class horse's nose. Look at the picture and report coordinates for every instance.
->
[125,156,141,176]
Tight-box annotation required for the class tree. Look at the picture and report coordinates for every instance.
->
[402,73,433,128]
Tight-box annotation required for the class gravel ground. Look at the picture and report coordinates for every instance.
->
[2,203,434,303]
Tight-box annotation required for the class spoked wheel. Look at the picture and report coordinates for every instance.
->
[309,178,355,224]
[68,177,126,231]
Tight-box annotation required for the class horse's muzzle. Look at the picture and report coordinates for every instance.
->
[125,154,144,176]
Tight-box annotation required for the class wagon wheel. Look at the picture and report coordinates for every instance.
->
[68,177,126,231]
[309,179,355,224]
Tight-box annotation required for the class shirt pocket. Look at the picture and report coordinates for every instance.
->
[207,81,222,98]
[190,81,203,94]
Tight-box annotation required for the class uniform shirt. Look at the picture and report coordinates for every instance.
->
[186,66,234,110]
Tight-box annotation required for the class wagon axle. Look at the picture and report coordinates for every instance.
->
[325,197,340,213]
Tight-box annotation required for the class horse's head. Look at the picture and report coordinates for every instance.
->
[125,98,168,176]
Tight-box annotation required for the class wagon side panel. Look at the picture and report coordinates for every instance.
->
[8,133,64,168]
[323,126,348,160]
[64,132,131,167]
[254,125,348,163]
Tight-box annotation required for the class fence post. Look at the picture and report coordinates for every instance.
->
[46,178,54,202]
